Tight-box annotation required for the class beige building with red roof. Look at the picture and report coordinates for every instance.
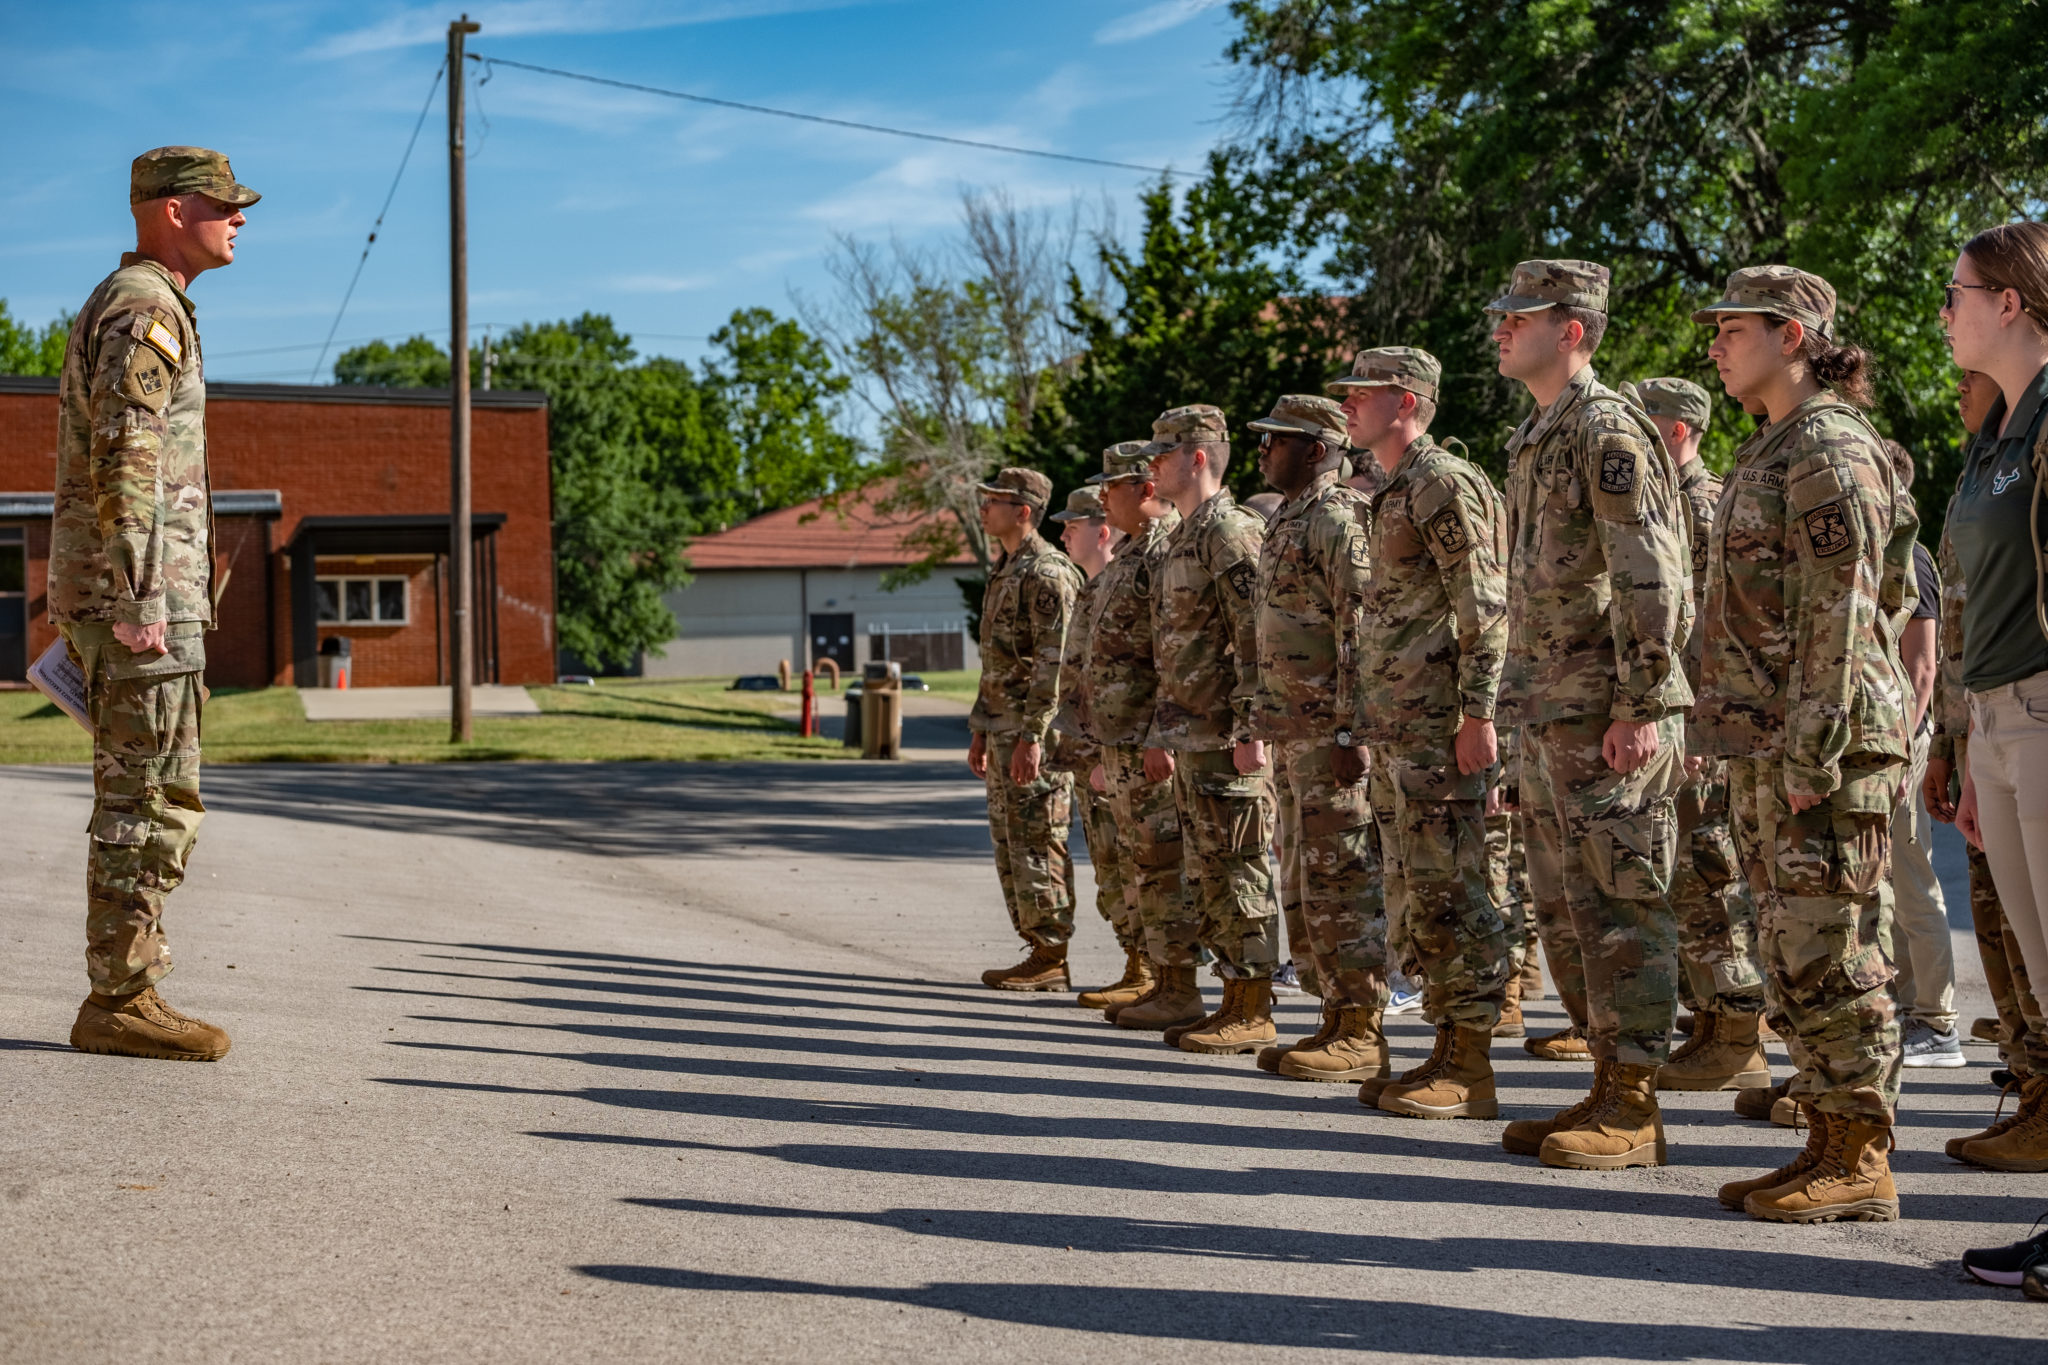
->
[649,481,979,679]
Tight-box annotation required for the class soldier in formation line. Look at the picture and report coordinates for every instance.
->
[947,247,2036,1226]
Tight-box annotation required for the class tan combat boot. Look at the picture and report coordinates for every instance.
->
[1502,1062,1610,1156]
[1115,962,1205,1031]
[1180,978,1277,1055]
[1719,1104,1829,1210]
[1259,997,1336,1074]
[1657,1010,1772,1091]
[1165,977,1231,1046]
[1519,958,1546,1000]
[1494,973,1526,1039]
[1539,1062,1665,1169]
[1745,1114,1899,1223]
[71,987,231,1062]
[1958,1075,2048,1172]
[1523,1023,1591,1062]
[1103,954,1166,1022]
[1733,1076,1791,1122]
[1279,1005,1389,1082]
[1379,1024,1497,1119]
[1078,946,1153,1010]
[1361,1022,1450,1109]
[1970,1016,2003,1044]
[1947,1078,2026,1160]
[981,942,1069,992]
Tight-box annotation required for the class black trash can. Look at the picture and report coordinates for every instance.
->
[842,688,863,749]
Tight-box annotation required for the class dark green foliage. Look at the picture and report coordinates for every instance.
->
[333,308,852,670]
[0,300,69,376]
[1225,0,2048,532]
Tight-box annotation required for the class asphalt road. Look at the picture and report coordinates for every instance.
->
[2,735,2041,1363]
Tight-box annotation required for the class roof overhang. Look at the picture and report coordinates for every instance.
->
[0,489,282,519]
[287,513,506,556]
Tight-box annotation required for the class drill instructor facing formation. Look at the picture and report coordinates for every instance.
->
[58,147,258,1063]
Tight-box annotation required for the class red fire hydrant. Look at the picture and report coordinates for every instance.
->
[800,669,816,738]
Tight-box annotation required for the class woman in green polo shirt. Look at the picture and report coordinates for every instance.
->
[1949,220,2048,1294]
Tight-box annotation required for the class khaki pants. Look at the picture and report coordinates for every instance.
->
[1967,670,2048,1027]
[1889,729,1956,1031]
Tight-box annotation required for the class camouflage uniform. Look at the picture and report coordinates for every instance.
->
[1081,446,1193,964]
[1639,377,1767,1017]
[1934,515,2048,1074]
[54,190,240,995]
[1495,277,1694,1069]
[1245,397,1385,1010]
[1051,553,1138,951]
[1690,269,1915,1122]
[1149,407,1278,979]
[1341,351,1512,1030]
[970,470,1083,950]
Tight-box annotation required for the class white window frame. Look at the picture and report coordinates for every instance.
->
[316,575,410,626]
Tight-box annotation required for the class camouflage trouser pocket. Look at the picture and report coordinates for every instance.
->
[1582,805,1674,901]
[1689,823,1741,891]
[1769,804,1888,899]
[92,810,150,847]
[1825,812,1888,897]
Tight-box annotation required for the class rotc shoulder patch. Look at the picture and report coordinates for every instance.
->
[1225,561,1257,602]
[1033,583,1061,616]
[1803,502,1854,557]
[1428,508,1471,557]
[1598,442,1636,496]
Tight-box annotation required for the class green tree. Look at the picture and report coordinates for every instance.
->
[332,334,449,387]
[0,300,69,376]
[1030,158,1345,502]
[332,307,856,669]
[1226,0,2048,514]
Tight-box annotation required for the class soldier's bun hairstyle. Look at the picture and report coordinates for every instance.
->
[1961,221,2048,337]
[1882,438,1916,490]
[1764,316,1875,409]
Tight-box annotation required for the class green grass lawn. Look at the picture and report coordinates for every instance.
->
[0,678,855,765]
[913,669,980,706]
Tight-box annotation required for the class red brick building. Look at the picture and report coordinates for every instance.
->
[0,377,555,689]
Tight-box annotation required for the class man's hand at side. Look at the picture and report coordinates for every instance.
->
[113,620,167,656]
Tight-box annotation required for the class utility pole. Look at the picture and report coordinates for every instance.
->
[448,13,480,742]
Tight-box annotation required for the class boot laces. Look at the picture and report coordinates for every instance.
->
[1666,1012,1717,1065]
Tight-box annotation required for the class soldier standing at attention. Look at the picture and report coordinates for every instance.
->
[1239,394,1388,1083]
[1632,378,1774,1098]
[1085,441,1200,1030]
[967,468,1083,991]
[1048,484,1145,1007]
[1328,348,1514,1119]
[1692,267,1916,1223]
[1487,260,1694,1171]
[61,148,258,1062]
[1144,405,1281,1054]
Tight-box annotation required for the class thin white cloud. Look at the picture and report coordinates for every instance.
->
[1094,0,1226,45]
[612,273,716,293]
[308,0,875,60]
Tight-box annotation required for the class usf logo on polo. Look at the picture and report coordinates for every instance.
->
[1994,467,2021,496]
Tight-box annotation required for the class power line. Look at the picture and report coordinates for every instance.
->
[471,53,1189,180]
[308,57,449,383]
[215,325,710,362]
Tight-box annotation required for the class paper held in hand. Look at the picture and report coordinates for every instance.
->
[27,637,92,733]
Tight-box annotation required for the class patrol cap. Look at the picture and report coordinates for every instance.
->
[131,146,261,207]
[1691,265,1837,341]
[1484,259,1610,314]
[1616,380,1644,411]
[1246,394,1348,447]
[1049,484,1106,522]
[1635,376,1712,430]
[1141,403,1228,458]
[1326,346,1441,401]
[1087,439,1154,485]
[975,467,1052,509]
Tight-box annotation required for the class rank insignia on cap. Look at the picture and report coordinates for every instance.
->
[143,318,183,365]
[1804,504,1852,557]
[1429,509,1470,556]
[1599,448,1636,496]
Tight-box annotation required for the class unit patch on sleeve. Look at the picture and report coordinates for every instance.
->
[1598,445,1637,496]
[1803,503,1853,557]
[1034,584,1060,616]
[1225,562,1258,602]
[1428,508,1470,556]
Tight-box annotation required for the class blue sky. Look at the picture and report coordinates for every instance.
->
[0,0,1246,383]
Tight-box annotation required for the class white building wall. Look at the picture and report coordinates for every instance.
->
[647,566,979,679]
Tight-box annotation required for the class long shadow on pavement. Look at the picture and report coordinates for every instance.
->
[569,1269,2031,1360]
[615,1196,1996,1303]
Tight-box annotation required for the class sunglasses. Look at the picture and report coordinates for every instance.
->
[1257,431,1321,451]
[1944,281,2005,310]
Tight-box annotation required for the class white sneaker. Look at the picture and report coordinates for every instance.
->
[1385,988,1424,1016]
[1271,962,1305,996]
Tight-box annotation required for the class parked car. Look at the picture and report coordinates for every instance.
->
[729,675,784,691]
